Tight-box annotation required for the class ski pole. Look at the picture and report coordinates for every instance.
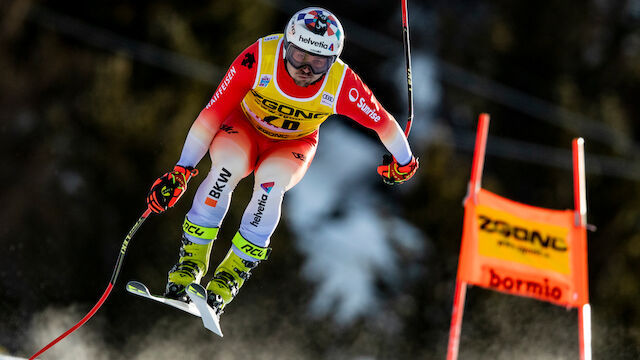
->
[401,0,414,137]
[28,208,152,360]
[378,0,415,184]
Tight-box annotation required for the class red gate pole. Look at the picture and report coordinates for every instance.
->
[446,113,490,360]
[572,138,591,360]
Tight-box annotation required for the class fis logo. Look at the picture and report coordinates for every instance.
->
[258,74,272,87]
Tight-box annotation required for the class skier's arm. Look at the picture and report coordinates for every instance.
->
[335,67,413,165]
[146,42,259,214]
[335,67,418,184]
[176,42,259,168]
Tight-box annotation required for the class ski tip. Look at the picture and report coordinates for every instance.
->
[186,283,207,299]
[126,280,150,296]
[185,283,224,337]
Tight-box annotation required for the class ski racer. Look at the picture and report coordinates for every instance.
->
[145,7,419,315]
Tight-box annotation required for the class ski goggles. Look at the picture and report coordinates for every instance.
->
[284,44,335,74]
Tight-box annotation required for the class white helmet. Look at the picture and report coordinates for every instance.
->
[284,7,345,65]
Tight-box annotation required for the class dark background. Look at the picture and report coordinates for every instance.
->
[1,0,639,359]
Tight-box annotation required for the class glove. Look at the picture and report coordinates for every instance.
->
[377,154,419,185]
[147,165,199,213]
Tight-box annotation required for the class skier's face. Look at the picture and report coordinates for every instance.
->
[285,44,333,74]
[284,44,330,87]
[286,61,324,87]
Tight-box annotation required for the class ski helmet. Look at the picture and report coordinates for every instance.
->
[283,7,345,73]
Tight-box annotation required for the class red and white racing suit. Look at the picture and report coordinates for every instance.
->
[176,34,413,261]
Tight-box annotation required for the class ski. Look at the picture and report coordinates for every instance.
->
[186,283,223,337]
[126,280,201,317]
[126,280,223,337]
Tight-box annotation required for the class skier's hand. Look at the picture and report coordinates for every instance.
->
[377,155,418,185]
[147,165,199,213]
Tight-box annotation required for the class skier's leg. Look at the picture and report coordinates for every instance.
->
[206,135,317,310]
[166,109,258,300]
[182,122,257,241]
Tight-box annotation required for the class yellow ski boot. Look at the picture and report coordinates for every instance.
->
[205,232,270,314]
[165,218,218,302]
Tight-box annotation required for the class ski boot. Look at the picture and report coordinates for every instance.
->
[165,219,218,302]
[205,232,269,314]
